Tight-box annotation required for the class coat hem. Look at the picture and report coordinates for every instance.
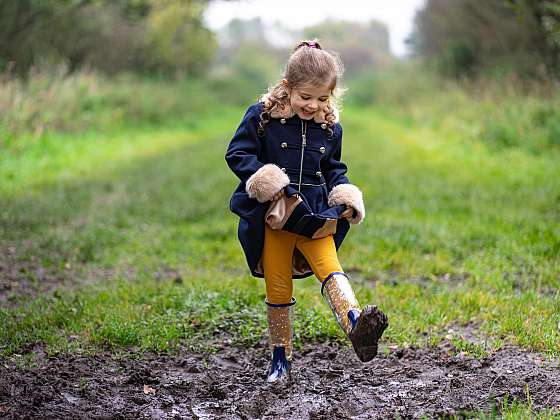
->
[250,270,315,279]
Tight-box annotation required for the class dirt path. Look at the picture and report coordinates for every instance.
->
[1,340,559,419]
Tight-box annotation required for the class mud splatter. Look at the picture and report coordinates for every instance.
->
[1,340,559,419]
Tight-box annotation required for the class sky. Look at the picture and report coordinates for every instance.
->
[204,0,427,56]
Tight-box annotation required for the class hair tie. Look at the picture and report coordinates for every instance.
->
[307,41,318,49]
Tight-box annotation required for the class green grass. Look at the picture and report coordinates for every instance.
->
[1,102,559,359]
[455,392,560,419]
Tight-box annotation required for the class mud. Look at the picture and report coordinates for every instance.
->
[0,244,71,307]
[0,243,147,308]
[1,340,559,419]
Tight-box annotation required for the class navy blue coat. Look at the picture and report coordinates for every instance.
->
[225,101,352,278]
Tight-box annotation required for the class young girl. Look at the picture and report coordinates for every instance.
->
[225,40,388,383]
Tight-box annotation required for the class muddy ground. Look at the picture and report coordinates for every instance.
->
[1,339,559,419]
[2,250,559,418]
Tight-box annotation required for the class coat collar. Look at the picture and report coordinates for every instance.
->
[261,97,340,124]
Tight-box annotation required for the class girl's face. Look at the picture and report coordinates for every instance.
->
[287,82,332,120]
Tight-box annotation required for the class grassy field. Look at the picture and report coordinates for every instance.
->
[1,99,559,362]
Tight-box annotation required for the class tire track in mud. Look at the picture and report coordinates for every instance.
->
[1,341,559,419]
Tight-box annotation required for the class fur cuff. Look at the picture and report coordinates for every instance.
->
[328,183,365,224]
[246,164,290,203]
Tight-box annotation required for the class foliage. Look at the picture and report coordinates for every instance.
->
[409,0,559,78]
[144,0,217,77]
[346,63,560,152]
[0,67,250,142]
[0,19,285,141]
[0,0,216,77]
[507,0,560,71]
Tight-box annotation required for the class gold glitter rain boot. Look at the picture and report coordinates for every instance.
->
[321,272,388,362]
[265,298,295,383]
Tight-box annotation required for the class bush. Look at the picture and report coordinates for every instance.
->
[0,66,239,143]
[344,63,560,153]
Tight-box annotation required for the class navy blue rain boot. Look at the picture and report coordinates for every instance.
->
[267,346,290,383]
[265,298,296,383]
[322,272,388,362]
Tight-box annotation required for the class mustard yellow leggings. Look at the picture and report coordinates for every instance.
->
[263,225,344,304]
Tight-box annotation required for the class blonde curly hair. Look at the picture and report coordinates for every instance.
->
[258,40,345,138]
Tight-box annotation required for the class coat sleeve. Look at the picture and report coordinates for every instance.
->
[322,123,350,192]
[225,104,265,183]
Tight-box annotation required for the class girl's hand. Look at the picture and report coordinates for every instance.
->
[272,190,283,201]
[341,205,355,219]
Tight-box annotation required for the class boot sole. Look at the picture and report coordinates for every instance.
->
[348,305,388,362]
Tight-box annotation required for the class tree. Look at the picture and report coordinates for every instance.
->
[506,0,560,72]
[0,0,220,77]
[408,0,558,78]
[0,1,85,75]
[144,0,217,77]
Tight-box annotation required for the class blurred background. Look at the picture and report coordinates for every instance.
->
[1,0,559,150]
[1,0,559,365]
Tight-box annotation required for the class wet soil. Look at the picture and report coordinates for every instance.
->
[0,244,71,307]
[1,340,559,419]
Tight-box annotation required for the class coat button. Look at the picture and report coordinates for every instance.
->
[280,118,286,124]
[321,123,327,129]
[281,167,286,172]
[319,146,326,153]
[281,142,287,148]
[316,171,322,177]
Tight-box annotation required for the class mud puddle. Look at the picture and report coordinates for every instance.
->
[1,340,559,419]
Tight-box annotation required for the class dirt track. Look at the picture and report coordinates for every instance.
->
[1,339,559,419]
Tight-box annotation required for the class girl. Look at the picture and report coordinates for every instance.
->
[225,40,388,383]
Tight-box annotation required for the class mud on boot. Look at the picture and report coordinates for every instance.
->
[321,272,388,362]
[347,306,388,362]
